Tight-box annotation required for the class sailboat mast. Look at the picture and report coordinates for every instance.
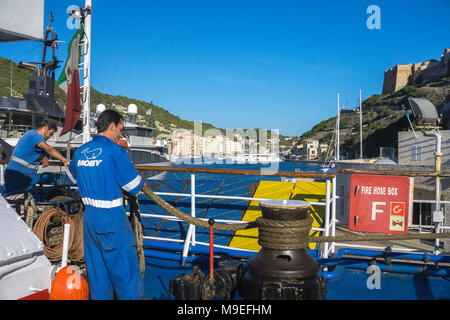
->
[359,89,363,159]
[336,92,340,162]
[82,0,92,143]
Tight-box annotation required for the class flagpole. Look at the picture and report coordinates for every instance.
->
[82,0,92,143]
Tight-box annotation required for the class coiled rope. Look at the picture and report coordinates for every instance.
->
[141,185,450,250]
[69,212,85,263]
[257,216,314,250]
[30,196,85,263]
[32,207,75,262]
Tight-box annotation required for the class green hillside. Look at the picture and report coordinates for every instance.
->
[296,78,450,159]
[1,56,297,146]
[0,56,221,136]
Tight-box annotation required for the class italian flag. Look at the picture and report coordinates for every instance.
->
[56,26,84,136]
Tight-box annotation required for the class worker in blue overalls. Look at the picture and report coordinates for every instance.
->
[68,109,144,300]
[4,120,69,194]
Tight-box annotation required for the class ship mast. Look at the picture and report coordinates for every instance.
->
[81,0,92,143]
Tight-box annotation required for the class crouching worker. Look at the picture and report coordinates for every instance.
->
[67,109,145,300]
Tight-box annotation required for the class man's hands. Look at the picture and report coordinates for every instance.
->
[37,142,69,169]
[40,156,49,167]
[62,158,69,169]
[40,156,69,168]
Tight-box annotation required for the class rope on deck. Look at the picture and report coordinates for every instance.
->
[32,207,75,262]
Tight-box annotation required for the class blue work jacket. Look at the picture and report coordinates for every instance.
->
[6,129,45,178]
[68,135,143,209]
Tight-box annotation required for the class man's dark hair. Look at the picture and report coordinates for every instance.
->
[96,109,124,133]
[36,119,57,131]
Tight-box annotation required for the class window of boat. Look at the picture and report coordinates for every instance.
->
[6,112,33,134]
[131,150,156,164]
[412,202,432,227]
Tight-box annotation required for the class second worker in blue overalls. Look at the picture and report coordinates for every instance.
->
[68,109,145,299]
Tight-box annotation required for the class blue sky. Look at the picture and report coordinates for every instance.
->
[1,0,449,136]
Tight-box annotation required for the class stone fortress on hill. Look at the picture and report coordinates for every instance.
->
[382,48,450,94]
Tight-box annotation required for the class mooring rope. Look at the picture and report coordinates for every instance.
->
[129,197,146,279]
[142,185,257,231]
[69,212,85,263]
[24,193,37,228]
[257,216,314,250]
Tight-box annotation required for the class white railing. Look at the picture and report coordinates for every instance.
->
[134,172,337,265]
[135,171,447,263]
[0,162,447,263]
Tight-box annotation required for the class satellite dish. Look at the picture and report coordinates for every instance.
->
[96,103,106,114]
[128,104,138,115]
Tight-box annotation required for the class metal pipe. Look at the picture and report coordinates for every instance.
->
[1,159,449,177]
[18,62,41,76]
[333,242,428,252]
[421,130,442,254]
[332,248,450,263]
[181,224,194,266]
[319,260,449,280]
[60,223,71,268]
[323,179,331,260]
[132,165,450,178]
[190,173,196,245]
[143,239,258,259]
[209,219,215,279]
[144,249,192,263]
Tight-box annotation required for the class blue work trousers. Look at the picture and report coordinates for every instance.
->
[3,168,34,194]
[83,206,144,300]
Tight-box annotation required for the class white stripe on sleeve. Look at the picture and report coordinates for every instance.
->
[121,175,142,192]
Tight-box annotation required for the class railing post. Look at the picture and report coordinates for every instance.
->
[181,173,196,266]
[323,179,331,261]
[191,173,196,246]
[331,176,336,254]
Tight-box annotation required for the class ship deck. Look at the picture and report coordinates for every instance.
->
[134,176,450,300]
